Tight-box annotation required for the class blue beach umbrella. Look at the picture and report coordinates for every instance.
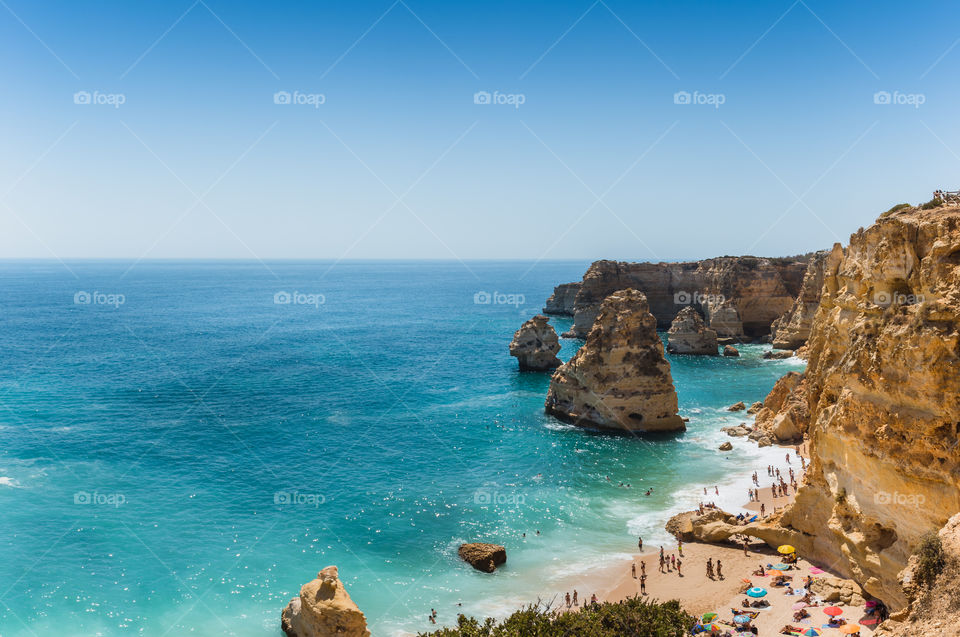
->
[733,614,751,624]
[772,563,790,570]
[746,587,767,597]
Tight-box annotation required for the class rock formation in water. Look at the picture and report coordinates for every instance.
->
[770,249,832,350]
[458,543,507,572]
[509,315,562,371]
[544,289,684,433]
[699,204,960,614]
[722,345,739,357]
[762,349,794,359]
[666,306,718,355]
[281,566,370,637]
[542,282,581,315]
[557,256,809,338]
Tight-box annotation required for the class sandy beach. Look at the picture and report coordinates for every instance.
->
[550,443,879,635]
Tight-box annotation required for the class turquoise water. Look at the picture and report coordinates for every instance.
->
[0,261,804,636]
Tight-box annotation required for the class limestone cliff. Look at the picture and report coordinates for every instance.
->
[545,289,684,433]
[753,205,960,611]
[542,282,580,315]
[563,256,809,338]
[282,566,370,637]
[666,306,718,355]
[509,315,562,371]
[771,248,833,350]
[752,371,809,442]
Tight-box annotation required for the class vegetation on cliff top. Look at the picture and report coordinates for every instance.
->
[418,598,694,637]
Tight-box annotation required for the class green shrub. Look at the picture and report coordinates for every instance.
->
[914,531,945,588]
[920,197,944,210]
[879,203,912,219]
[419,598,695,637]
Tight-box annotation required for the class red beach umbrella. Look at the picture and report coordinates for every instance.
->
[823,606,843,616]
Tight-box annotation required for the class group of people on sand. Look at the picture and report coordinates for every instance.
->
[630,559,648,593]
[657,543,683,577]
[561,589,599,609]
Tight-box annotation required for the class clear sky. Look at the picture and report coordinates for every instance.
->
[1,0,958,261]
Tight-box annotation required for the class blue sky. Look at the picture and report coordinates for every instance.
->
[1,0,958,261]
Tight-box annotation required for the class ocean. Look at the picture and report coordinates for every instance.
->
[0,260,805,636]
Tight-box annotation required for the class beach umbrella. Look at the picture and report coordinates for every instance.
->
[746,587,767,597]
[792,602,808,610]
[793,588,806,595]
[802,629,821,637]
[701,623,723,633]
[772,563,790,570]
[778,544,796,554]
[700,612,718,623]
[809,566,824,574]
[823,606,843,616]
[839,625,861,634]
[733,614,751,624]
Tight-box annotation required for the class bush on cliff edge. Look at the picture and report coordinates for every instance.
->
[418,597,694,637]
[914,531,946,588]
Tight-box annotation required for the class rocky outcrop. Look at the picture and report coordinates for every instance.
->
[544,289,684,433]
[752,371,809,442]
[877,513,960,636]
[562,256,810,338]
[762,349,794,359]
[771,249,832,350]
[727,401,746,411]
[542,282,580,315]
[722,345,739,357]
[509,315,562,371]
[281,566,370,637]
[458,543,507,573]
[747,205,960,611]
[719,441,733,451]
[746,401,763,414]
[666,307,718,355]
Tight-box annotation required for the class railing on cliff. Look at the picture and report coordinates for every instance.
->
[934,189,960,205]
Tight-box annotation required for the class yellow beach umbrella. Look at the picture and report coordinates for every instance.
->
[777,545,796,554]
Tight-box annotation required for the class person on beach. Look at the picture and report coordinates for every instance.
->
[590,593,598,605]
[786,453,791,463]
[716,559,723,579]
[676,559,682,576]
[706,557,713,579]
[671,554,676,569]
[565,592,571,608]
[760,503,766,517]
[638,535,643,551]
[640,560,646,576]
[631,562,636,578]
[640,574,647,594]
[572,590,578,606]
[714,485,719,495]
[743,539,750,556]
[703,487,707,495]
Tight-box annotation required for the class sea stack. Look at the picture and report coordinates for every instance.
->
[509,315,562,371]
[281,566,370,637]
[666,306,718,355]
[544,289,684,432]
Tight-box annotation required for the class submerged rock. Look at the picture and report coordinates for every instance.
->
[509,315,562,371]
[666,306,718,355]
[763,349,794,360]
[727,401,746,411]
[281,566,370,637]
[545,289,684,433]
[719,441,733,451]
[458,543,506,573]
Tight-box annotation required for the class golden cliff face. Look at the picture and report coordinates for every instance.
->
[773,206,960,610]
[771,249,830,350]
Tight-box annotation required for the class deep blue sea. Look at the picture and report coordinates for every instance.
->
[0,261,804,636]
